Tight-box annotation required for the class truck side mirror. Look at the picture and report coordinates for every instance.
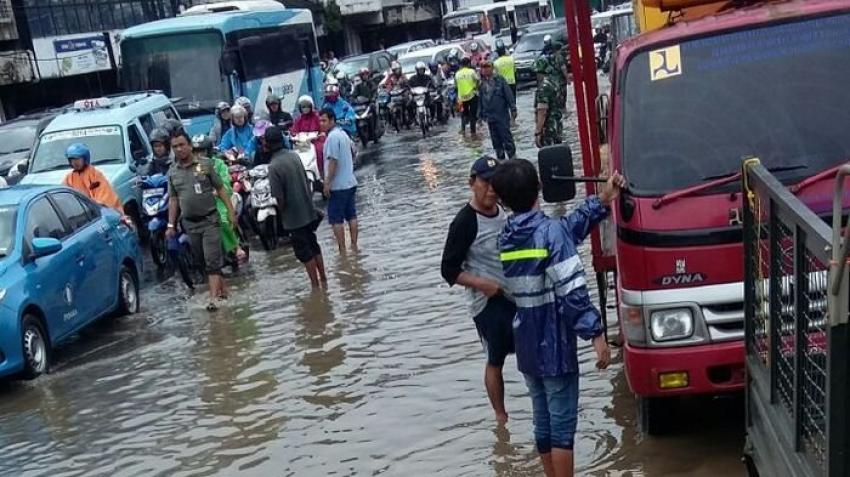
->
[538,144,576,203]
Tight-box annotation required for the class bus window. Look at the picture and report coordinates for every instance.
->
[488,7,507,34]
[444,13,484,41]
[238,32,304,80]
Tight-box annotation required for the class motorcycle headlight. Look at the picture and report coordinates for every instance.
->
[650,308,694,342]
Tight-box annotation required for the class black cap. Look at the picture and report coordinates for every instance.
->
[470,155,499,180]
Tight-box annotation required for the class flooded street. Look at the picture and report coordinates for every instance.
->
[0,86,747,477]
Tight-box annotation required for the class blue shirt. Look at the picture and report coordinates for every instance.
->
[323,126,357,191]
[218,123,256,160]
[321,98,357,137]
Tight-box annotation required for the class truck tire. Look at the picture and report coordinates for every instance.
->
[637,396,676,435]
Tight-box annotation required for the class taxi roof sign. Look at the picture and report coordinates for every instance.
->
[73,97,112,110]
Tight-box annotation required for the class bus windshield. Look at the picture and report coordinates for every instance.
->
[622,13,850,195]
[121,32,228,116]
[444,13,484,41]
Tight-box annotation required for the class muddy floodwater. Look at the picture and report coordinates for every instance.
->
[0,85,747,477]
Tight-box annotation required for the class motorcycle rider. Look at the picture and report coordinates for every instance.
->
[322,83,357,137]
[409,61,434,124]
[291,95,325,175]
[382,60,409,91]
[261,94,293,129]
[493,39,517,107]
[455,57,480,135]
[209,101,231,144]
[219,104,256,160]
[234,96,254,122]
[446,49,461,78]
[336,71,352,100]
[468,41,487,68]
[251,119,273,166]
[352,67,377,100]
[145,128,173,176]
[429,62,445,88]
[62,143,124,213]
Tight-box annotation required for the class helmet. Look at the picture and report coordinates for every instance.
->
[359,67,370,78]
[353,75,363,86]
[191,134,214,154]
[428,61,438,73]
[415,61,427,73]
[265,94,281,106]
[235,96,252,111]
[336,71,347,81]
[470,41,479,52]
[325,75,339,86]
[495,39,506,55]
[460,57,472,68]
[162,118,184,136]
[534,56,553,74]
[65,143,91,165]
[543,34,553,46]
[149,128,170,145]
[298,95,314,108]
[391,61,402,75]
[216,101,230,112]
[324,84,340,101]
[230,104,248,119]
[252,119,271,138]
[448,49,460,61]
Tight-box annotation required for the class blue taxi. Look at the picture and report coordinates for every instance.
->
[0,185,142,380]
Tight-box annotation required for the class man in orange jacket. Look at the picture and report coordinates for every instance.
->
[62,143,124,212]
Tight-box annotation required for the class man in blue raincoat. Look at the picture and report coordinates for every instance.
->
[321,83,357,137]
[490,158,626,477]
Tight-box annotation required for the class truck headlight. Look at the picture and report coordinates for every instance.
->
[650,308,694,342]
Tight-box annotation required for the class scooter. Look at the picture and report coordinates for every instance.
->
[430,87,447,125]
[388,87,408,133]
[353,96,383,146]
[291,131,324,195]
[411,86,431,137]
[445,77,458,118]
[377,90,390,124]
[247,164,279,251]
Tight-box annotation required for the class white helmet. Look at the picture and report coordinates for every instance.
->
[326,75,339,86]
[336,71,347,80]
[470,41,479,51]
[415,61,427,73]
[543,34,553,45]
[230,104,248,119]
[235,96,252,110]
[298,95,314,108]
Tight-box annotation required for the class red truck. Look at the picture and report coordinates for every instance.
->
[548,0,850,433]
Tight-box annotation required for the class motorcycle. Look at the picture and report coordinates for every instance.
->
[228,162,258,239]
[138,174,203,287]
[139,174,171,269]
[411,86,431,137]
[429,86,447,125]
[445,77,458,118]
[353,96,384,146]
[377,90,390,124]
[291,131,324,195]
[247,164,279,251]
[388,87,409,133]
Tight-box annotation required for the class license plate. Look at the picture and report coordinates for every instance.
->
[143,188,165,198]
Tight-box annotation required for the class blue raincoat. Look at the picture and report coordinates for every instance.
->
[499,197,609,377]
[322,97,357,137]
[218,123,256,160]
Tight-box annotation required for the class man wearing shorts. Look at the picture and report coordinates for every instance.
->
[320,108,358,253]
[167,132,238,311]
[266,126,327,288]
[441,156,516,424]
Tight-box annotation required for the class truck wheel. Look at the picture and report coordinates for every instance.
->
[20,315,49,379]
[637,396,676,435]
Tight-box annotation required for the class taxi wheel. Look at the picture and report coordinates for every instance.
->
[117,265,140,316]
[20,315,49,380]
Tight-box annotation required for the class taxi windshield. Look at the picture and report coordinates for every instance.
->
[622,13,850,195]
[30,126,125,174]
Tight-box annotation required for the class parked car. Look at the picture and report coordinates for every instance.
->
[22,92,180,232]
[0,111,60,184]
[398,44,465,78]
[513,26,567,82]
[387,39,437,58]
[334,51,395,79]
[0,185,142,380]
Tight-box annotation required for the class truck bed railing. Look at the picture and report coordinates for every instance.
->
[743,160,850,477]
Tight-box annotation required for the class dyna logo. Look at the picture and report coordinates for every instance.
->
[653,259,707,286]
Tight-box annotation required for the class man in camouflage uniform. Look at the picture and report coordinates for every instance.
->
[533,57,562,148]
[550,41,570,110]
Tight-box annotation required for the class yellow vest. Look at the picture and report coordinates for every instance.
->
[494,55,516,85]
[455,67,478,102]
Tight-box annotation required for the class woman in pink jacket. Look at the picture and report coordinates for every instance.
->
[290,95,325,175]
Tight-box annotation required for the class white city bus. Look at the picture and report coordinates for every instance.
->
[442,0,554,47]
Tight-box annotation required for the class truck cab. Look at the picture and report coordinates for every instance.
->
[21,92,180,228]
